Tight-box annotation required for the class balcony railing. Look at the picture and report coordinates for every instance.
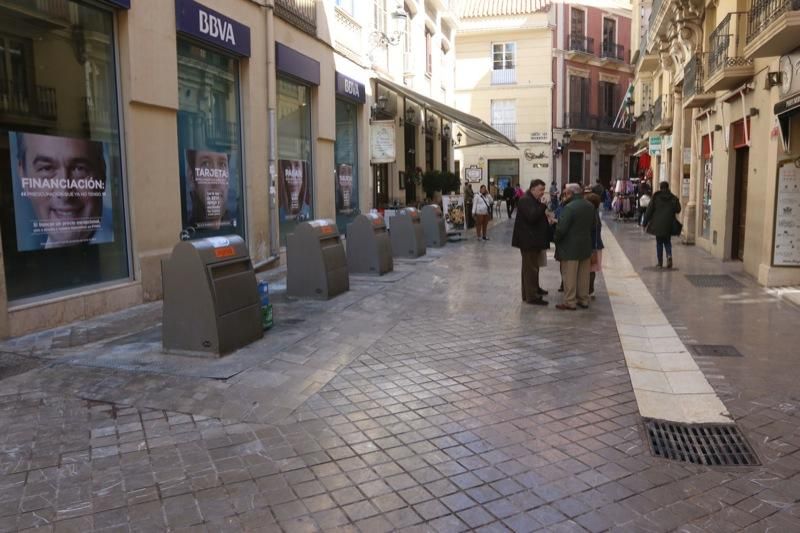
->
[6,0,70,19]
[275,0,316,36]
[639,28,649,61]
[635,111,653,139]
[707,13,752,77]
[747,0,800,44]
[653,96,663,124]
[650,0,663,28]
[683,54,704,99]
[82,96,112,128]
[205,120,238,146]
[601,41,625,62]
[491,69,516,85]
[564,112,631,133]
[491,122,516,141]
[568,34,594,55]
[0,79,57,120]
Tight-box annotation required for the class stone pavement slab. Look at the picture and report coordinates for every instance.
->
[0,217,798,532]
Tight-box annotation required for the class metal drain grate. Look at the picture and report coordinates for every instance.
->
[690,344,743,357]
[643,418,759,466]
[685,275,743,288]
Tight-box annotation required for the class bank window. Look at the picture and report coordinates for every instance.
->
[277,78,313,243]
[176,39,244,240]
[0,0,129,301]
[335,99,358,234]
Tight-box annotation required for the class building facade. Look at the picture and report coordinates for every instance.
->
[0,0,509,338]
[553,1,635,190]
[453,0,553,191]
[632,0,800,286]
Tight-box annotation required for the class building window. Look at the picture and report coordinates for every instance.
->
[177,38,244,240]
[425,28,433,76]
[0,1,129,302]
[336,0,354,14]
[491,42,516,84]
[568,75,590,122]
[491,99,516,141]
[603,18,617,49]
[277,78,313,243]
[599,81,618,124]
[570,8,586,37]
[374,0,387,34]
[334,99,358,234]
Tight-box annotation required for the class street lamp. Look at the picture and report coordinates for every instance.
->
[369,5,408,48]
[562,131,572,147]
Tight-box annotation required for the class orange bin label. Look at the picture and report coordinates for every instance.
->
[214,246,236,258]
[320,225,334,235]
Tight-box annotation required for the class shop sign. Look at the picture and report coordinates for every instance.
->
[683,148,692,165]
[773,162,800,266]
[104,0,131,7]
[529,131,550,143]
[8,132,115,252]
[276,43,320,86]
[649,135,662,155]
[176,0,251,57]
[664,134,673,150]
[465,165,482,182]
[335,72,366,104]
[370,121,396,163]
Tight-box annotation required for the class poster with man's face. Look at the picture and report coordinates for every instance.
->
[9,132,113,251]
[278,159,311,221]
[336,164,354,214]
[185,149,235,231]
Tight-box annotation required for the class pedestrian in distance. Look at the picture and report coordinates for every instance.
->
[503,182,516,219]
[512,179,551,306]
[465,182,475,229]
[472,184,493,240]
[553,183,595,310]
[642,181,682,269]
[585,192,604,297]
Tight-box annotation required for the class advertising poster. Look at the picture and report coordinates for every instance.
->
[9,131,114,251]
[185,149,237,231]
[336,163,355,214]
[442,194,465,233]
[278,159,311,221]
[370,121,396,163]
[774,163,800,266]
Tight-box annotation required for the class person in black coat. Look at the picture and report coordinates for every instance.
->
[642,181,681,268]
[503,183,516,219]
[512,179,550,306]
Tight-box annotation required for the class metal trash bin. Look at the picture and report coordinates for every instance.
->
[346,213,393,275]
[162,235,262,357]
[421,205,447,248]
[287,219,349,299]
[390,207,426,259]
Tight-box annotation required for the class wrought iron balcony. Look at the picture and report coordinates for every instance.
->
[601,41,625,62]
[491,69,516,85]
[650,0,663,28]
[653,96,663,124]
[0,79,57,120]
[491,122,516,141]
[567,34,594,55]
[706,13,754,91]
[564,112,631,134]
[683,54,715,108]
[635,111,653,139]
[275,0,316,36]
[745,0,800,58]
[652,93,673,130]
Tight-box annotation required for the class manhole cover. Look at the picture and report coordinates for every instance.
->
[690,344,743,357]
[685,275,743,288]
[643,418,758,466]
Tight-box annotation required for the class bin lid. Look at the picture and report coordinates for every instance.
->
[173,235,249,264]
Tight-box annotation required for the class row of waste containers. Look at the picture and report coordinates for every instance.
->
[160,205,448,357]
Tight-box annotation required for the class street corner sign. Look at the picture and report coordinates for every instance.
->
[175,0,251,57]
[465,165,482,182]
[649,135,662,155]
[335,72,366,104]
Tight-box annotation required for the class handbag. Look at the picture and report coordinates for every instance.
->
[671,217,683,237]
[590,251,599,266]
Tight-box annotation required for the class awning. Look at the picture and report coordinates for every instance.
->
[373,75,518,149]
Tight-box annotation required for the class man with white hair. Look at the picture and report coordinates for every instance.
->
[554,183,595,310]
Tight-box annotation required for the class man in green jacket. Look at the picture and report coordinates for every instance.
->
[554,183,595,310]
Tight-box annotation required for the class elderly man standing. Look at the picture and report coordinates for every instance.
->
[554,183,595,310]
[512,179,550,306]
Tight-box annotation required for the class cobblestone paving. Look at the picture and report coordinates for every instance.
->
[0,220,799,532]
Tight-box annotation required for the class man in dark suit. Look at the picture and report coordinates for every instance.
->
[554,183,596,310]
[512,179,550,306]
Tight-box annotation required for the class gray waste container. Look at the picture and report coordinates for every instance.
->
[421,205,447,248]
[287,219,349,299]
[162,235,262,357]
[346,214,394,275]
[390,207,426,259]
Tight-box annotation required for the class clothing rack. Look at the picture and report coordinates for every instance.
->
[612,179,638,221]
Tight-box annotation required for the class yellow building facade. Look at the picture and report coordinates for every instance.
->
[454,2,553,190]
[632,0,800,285]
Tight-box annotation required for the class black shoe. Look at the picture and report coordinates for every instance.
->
[527,299,548,306]
[483,237,489,241]
[656,262,663,268]
[577,303,589,309]
[537,288,549,296]
[667,257,673,269]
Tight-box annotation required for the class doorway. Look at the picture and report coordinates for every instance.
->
[373,164,389,207]
[598,154,614,189]
[731,147,749,261]
[404,124,417,205]
[568,151,584,183]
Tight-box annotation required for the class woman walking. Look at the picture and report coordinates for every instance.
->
[642,181,681,268]
[472,184,494,240]
[585,193,604,297]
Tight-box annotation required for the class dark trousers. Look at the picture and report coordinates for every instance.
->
[507,201,515,218]
[656,237,673,264]
[521,249,541,302]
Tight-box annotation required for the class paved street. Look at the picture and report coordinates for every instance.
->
[1,217,799,532]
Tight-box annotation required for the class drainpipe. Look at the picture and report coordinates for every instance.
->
[266,1,279,259]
